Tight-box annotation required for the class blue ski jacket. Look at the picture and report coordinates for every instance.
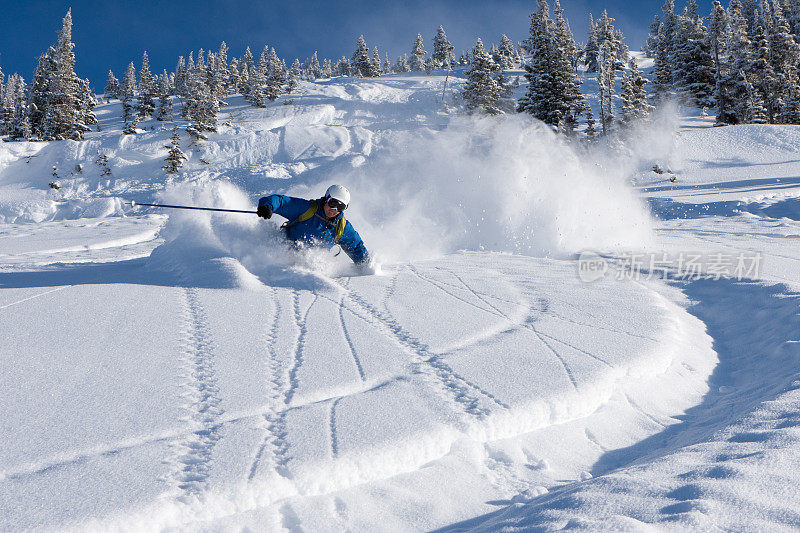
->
[258,194,370,264]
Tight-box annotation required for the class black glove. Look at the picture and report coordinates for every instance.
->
[257,204,273,219]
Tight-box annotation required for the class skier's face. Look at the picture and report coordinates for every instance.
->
[323,199,344,219]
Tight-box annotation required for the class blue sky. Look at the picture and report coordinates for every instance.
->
[0,1,713,89]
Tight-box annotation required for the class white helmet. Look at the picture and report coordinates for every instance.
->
[325,184,350,208]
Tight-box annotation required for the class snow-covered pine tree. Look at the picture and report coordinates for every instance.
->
[653,0,678,97]
[174,56,188,97]
[494,68,516,114]
[305,51,321,80]
[285,59,301,93]
[321,58,333,78]
[707,1,726,96]
[770,0,800,121]
[432,26,455,70]
[749,16,779,122]
[672,0,716,107]
[184,55,217,131]
[163,127,187,174]
[583,14,600,72]
[372,47,382,75]
[497,34,516,69]
[0,74,14,135]
[394,54,410,73]
[461,38,502,114]
[620,59,654,123]
[410,34,426,71]
[105,70,120,101]
[551,0,585,132]
[245,49,266,106]
[780,74,800,123]
[76,78,97,131]
[10,75,31,140]
[743,71,768,122]
[717,0,753,124]
[120,61,137,131]
[597,41,617,134]
[591,10,629,70]
[28,52,52,138]
[584,105,597,140]
[44,9,85,140]
[335,57,352,76]
[156,71,172,121]
[741,0,760,36]
[138,51,156,119]
[228,58,241,94]
[263,48,285,100]
[518,0,555,119]
[383,53,392,75]
[351,36,376,77]
[214,41,230,99]
[645,15,661,57]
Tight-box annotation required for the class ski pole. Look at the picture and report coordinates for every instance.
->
[125,200,257,214]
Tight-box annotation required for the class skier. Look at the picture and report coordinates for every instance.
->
[257,184,371,266]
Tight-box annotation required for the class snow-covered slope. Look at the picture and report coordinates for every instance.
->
[1,73,799,531]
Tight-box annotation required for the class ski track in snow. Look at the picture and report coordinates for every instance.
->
[333,269,510,420]
[248,286,292,481]
[285,290,317,406]
[338,279,367,382]
[172,287,224,499]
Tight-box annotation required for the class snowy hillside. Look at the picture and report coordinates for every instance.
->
[2,73,800,531]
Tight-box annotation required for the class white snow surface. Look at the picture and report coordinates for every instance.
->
[1,73,799,531]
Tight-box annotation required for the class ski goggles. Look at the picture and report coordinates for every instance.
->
[327,198,347,211]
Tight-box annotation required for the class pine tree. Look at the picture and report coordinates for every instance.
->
[717,0,752,124]
[45,9,84,140]
[372,47,382,75]
[138,51,156,119]
[306,51,321,80]
[174,56,188,97]
[285,59,302,93]
[76,78,97,131]
[163,127,187,173]
[584,105,597,140]
[10,75,31,140]
[184,57,217,131]
[518,0,555,119]
[461,39,502,114]
[383,53,392,75]
[518,0,585,131]
[263,48,285,100]
[394,54,410,73]
[597,42,617,134]
[621,59,654,123]
[0,74,16,135]
[653,0,678,97]
[321,58,333,78]
[645,15,661,57]
[105,70,120,101]
[352,35,377,77]
[156,72,172,121]
[749,16,779,122]
[28,52,51,138]
[673,1,716,106]
[335,57,352,76]
[497,34,516,69]
[432,26,455,70]
[410,34,426,71]
[707,1,726,97]
[120,62,138,131]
